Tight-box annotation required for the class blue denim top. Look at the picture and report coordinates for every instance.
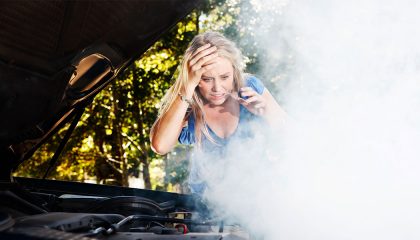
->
[178,76,265,194]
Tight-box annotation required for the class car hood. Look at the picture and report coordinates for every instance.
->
[0,0,201,179]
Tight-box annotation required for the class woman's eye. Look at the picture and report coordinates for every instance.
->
[221,76,229,80]
[202,78,212,82]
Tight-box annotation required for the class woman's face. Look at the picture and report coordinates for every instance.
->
[198,56,235,106]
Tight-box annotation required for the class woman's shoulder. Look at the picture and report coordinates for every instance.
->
[244,75,265,94]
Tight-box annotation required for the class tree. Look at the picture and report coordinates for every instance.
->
[16,0,282,192]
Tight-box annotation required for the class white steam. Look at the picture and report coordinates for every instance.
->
[199,0,420,239]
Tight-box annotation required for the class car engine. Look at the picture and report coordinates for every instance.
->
[0,178,249,240]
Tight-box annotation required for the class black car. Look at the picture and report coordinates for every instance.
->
[0,1,248,239]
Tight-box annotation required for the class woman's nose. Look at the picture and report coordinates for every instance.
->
[212,79,221,91]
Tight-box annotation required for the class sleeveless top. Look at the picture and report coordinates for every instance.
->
[178,76,265,194]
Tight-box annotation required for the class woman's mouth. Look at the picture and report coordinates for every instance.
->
[209,93,225,100]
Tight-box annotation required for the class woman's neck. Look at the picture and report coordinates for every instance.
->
[202,95,241,139]
[205,95,235,109]
[203,96,239,116]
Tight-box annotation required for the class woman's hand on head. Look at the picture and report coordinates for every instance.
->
[186,44,218,94]
[238,87,267,116]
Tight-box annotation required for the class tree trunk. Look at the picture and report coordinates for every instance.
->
[163,154,169,191]
[112,84,129,187]
[132,67,152,189]
[142,160,152,189]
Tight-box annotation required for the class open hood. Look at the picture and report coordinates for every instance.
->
[0,0,201,179]
[0,2,253,239]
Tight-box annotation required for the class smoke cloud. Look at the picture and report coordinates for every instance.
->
[199,0,420,239]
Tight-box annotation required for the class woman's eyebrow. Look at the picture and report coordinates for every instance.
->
[220,72,230,76]
[201,75,214,78]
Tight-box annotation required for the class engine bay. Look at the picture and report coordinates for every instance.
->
[0,178,249,240]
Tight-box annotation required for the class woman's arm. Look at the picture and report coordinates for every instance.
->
[260,89,289,127]
[150,96,191,155]
[150,44,219,155]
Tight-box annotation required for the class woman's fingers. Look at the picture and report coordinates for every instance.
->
[189,45,217,67]
[239,95,262,106]
[197,61,217,74]
[239,98,264,115]
[239,87,256,97]
[191,59,217,73]
[254,102,266,109]
[244,95,259,104]
[238,98,247,105]
[192,52,218,70]
[237,88,266,115]
[190,43,212,59]
[238,88,259,104]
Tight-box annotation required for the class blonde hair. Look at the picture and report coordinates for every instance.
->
[152,31,246,146]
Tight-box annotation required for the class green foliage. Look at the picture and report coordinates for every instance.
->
[15,10,200,189]
[16,0,280,192]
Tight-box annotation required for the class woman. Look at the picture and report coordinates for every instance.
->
[150,31,288,194]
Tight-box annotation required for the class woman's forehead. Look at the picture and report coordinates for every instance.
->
[202,57,233,77]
